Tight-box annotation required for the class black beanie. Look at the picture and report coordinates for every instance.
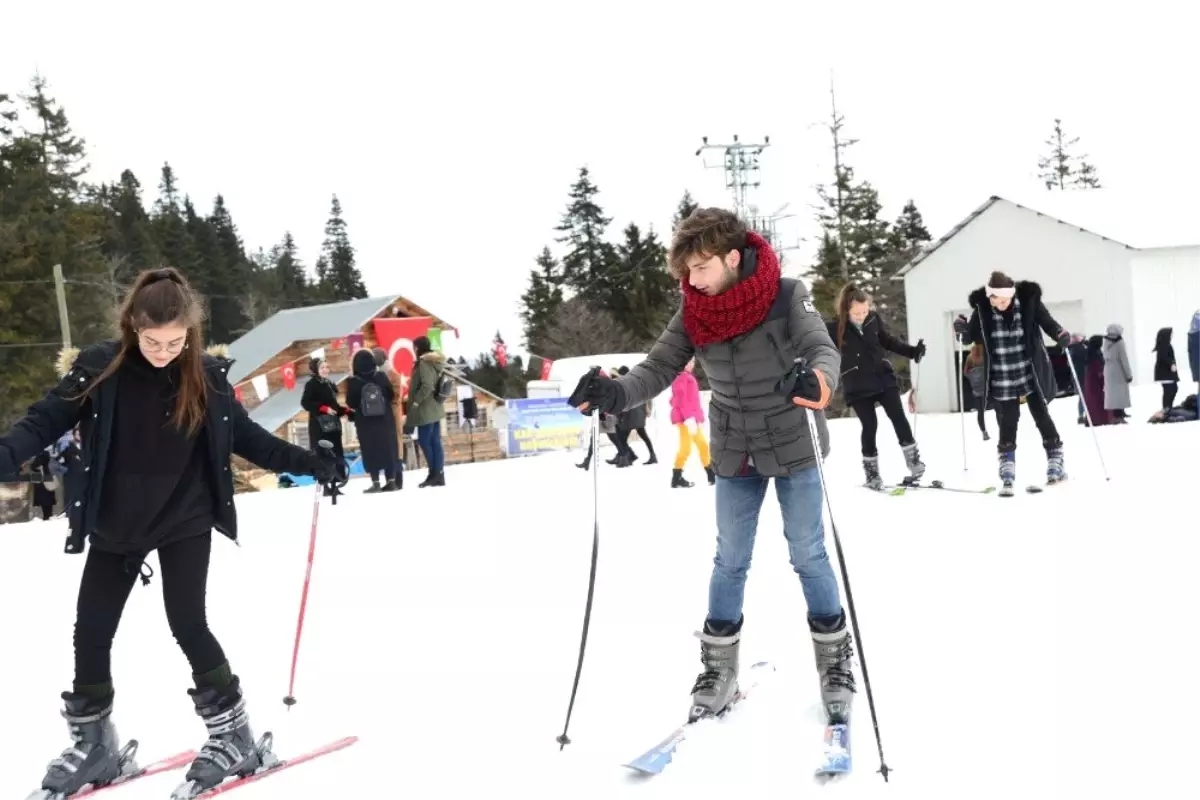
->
[414,336,432,357]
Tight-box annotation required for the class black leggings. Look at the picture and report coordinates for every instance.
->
[619,427,658,459]
[850,388,915,458]
[74,533,226,688]
[995,392,1061,452]
[1163,382,1178,410]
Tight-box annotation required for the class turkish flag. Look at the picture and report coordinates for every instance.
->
[234,385,244,404]
[373,317,433,396]
[540,359,553,381]
[281,363,297,391]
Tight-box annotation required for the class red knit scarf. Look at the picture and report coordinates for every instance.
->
[681,231,782,348]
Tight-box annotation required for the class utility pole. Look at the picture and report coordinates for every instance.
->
[52,263,71,349]
[695,134,770,219]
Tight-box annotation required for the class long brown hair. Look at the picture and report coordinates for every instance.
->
[76,267,208,435]
[834,282,871,347]
[966,342,984,368]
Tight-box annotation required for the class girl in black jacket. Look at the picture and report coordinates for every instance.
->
[301,355,349,462]
[830,283,927,490]
[0,268,345,799]
[1153,327,1178,410]
[954,271,1072,495]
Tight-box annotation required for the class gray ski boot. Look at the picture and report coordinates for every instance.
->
[862,457,883,491]
[902,443,926,482]
[689,618,741,721]
[31,691,138,799]
[809,614,856,724]
[998,450,1016,496]
[1046,442,1066,484]
[171,677,276,800]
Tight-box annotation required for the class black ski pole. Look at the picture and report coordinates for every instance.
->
[556,388,602,750]
[803,405,891,781]
[779,358,891,781]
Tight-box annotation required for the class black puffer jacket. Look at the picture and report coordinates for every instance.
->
[826,312,919,405]
[0,341,322,554]
[1153,328,1177,383]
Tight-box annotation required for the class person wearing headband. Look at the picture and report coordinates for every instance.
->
[953,271,1074,495]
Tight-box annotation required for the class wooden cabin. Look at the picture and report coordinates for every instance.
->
[223,294,504,490]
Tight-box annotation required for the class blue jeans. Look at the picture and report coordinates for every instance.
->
[417,421,445,473]
[708,465,842,624]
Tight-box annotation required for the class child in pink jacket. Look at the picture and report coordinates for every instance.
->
[669,359,714,487]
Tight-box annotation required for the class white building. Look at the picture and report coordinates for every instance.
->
[897,191,1200,413]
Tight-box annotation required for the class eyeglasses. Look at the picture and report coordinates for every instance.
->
[138,333,186,353]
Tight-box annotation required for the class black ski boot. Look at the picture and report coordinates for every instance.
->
[172,677,274,799]
[690,618,742,721]
[671,469,693,488]
[704,464,716,485]
[809,613,856,724]
[34,690,136,799]
[862,457,883,491]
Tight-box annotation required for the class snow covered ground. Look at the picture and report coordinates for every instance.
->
[2,383,1197,799]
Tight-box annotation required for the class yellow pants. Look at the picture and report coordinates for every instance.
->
[674,423,711,470]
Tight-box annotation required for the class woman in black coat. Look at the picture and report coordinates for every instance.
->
[829,283,927,490]
[1153,327,1179,410]
[301,356,349,462]
[0,268,345,799]
[345,348,400,492]
[954,271,1072,493]
[613,364,658,467]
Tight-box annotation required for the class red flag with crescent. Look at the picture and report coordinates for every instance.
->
[281,363,297,391]
[373,317,433,396]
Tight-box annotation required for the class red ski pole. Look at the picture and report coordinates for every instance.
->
[283,481,323,708]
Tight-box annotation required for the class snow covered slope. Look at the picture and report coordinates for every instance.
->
[2,383,1197,798]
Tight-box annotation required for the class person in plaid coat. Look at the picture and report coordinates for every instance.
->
[954,271,1073,494]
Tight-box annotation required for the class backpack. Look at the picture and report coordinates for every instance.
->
[433,374,453,404]
[360,380,386,418]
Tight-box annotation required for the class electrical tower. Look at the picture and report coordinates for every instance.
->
[695,134,770,219]
[695,135,800,255]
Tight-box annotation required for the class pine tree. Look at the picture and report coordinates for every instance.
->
[614,223,675,343]
[272,232,310,307]
[152,163,193,274]
[518,246,564,355]
[319,194,366,300]
[21,74,88,198]
[108,169,160,275]
[1037,118,1101,190]
[876,199,932,346]
[672,190,699,231]
[554,167,619,304]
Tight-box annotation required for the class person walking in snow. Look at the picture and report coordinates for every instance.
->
[828,282,926,489]
[568,207,855,727]
[1153,327,1179,411]
[347,348,400,492]
[301,355,349,464]
[1102,323,1133,423]
[954,270,1073,495]
[0,267,345,799]
[405,335,448,487]
[668,358,715,487]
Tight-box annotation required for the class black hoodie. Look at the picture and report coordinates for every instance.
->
[1153,327,1177,382]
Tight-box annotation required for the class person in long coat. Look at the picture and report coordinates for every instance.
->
[345,348,400,491]
[1102,323,1133,422]
[300,356,349,462]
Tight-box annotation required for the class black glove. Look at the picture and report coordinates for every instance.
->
[912,339,926,363]
[775,358,831,410]
[313,441,348,485]
[952,315,969,339]
[567,367,626,416]
[402,420,416,436]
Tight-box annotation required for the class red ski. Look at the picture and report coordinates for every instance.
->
[30,749,198,798]
[180,736,358,798]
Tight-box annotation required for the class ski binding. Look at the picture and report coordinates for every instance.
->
[26,744,197,799]
[169,734,357,798]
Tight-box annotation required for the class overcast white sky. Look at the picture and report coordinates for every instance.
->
[3,0,1196,362]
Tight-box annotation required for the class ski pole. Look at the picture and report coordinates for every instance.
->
[909,361,920,439]
[283,478,325,708]
[953,322,967,472]
[803,405,891,781]
[556,407,602,750]
[1063,343,1111,481]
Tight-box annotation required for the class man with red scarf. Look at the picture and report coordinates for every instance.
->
[568,208,853,727]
